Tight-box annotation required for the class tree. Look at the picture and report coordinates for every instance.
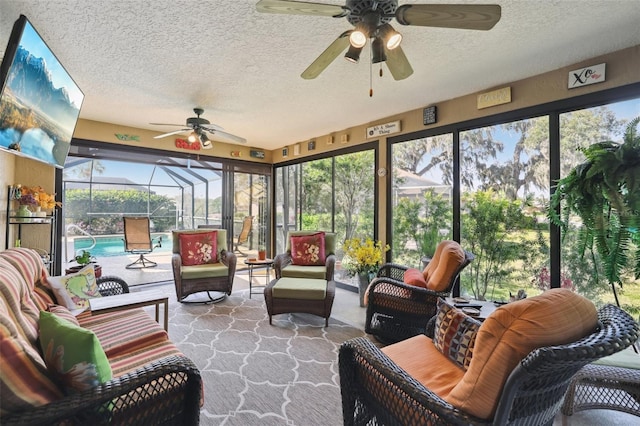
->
[65,189,176,234]
[393,190,451,266]
[299,152,375,244]
[461,190,540,300]
[334,152,375,241]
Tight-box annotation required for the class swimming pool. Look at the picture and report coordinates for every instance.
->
[73,233,172,257]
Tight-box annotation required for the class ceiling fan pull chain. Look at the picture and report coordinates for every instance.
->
[369,43,374,97]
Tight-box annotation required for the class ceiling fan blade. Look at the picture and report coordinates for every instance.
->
[395,4,501,30]
[385,46,414,81]
[256,0,348,17]
[153,129,190,139]
[150,122,189,127]
[205,128,247,144]
[301,31,351,80]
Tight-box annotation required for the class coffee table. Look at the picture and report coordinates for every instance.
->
[89,290,169,331]
[244,258,273,298]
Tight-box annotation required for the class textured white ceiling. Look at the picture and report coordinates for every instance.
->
[1,0,639,150]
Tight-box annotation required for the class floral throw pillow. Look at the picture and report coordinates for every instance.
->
[39,311,112,393]
[433,298,481,371]
[290,232,326,266]
[179,231,218,266]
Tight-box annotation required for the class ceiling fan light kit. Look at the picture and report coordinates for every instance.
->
[371,37,386,64]
[378,23,402,49]
[349,25,368,48]
[256,0,501,82]
[151,107,247,149]
[344,44,363,63]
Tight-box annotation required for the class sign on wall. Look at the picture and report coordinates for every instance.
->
[568,63,606,89]
[477,87,511,109]
[366,121,401,138]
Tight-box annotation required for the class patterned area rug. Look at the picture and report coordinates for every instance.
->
[161,289,369,425]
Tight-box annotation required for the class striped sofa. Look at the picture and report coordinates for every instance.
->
[0,248,202,425]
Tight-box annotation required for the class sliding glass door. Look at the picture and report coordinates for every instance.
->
[275,146,377,288]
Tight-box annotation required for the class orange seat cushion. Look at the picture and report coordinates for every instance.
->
[382,334,464,399]
[422,241,465,292]
[445,288,598,420]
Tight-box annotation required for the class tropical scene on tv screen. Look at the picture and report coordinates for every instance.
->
[0,19,83,167]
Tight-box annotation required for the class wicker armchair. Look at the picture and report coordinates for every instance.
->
[96,275,130,296]
[273,231,336,281]
[1,355,202,425]
[172,228,237,303]
[340,303,639,426]
[365,240,474,343]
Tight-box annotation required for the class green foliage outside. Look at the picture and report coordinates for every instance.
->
[460,190,544,301]
[393,190,451,268]
[297,151,375,255]
[65,189,176,234]
[388,106,639,315]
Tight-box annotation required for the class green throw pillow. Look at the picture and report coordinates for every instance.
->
[39,310,112,392]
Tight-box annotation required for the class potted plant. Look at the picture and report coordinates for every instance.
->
[342,237,390,307]
[549,116,640,306]
[66,250,103,278]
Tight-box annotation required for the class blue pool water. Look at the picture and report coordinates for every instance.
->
[73,233,171,257]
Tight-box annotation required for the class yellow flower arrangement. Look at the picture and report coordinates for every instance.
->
[342,237,390,276]
[12,184,62,209]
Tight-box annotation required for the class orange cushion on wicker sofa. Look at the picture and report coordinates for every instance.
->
[178,231,218,266]
[422,241,465,292]
[403,268,428,288]
[445,288,598,420]
[290,232,326,266]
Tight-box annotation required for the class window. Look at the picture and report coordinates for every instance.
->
[558,99,640,312]
[391,134,453,268]
[275,147,377,288]
[459,117,550,301]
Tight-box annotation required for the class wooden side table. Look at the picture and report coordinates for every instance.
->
[89,290,169,331]
[244,258,273,298]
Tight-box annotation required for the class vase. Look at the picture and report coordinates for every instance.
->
[34,206,46,217]
[16,205,32,222]
[358,272,371,307]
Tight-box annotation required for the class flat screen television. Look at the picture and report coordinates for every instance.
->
[0,14,84,168]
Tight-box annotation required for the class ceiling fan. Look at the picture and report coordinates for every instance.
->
[151,108,247,149]
[256,0,501,81]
